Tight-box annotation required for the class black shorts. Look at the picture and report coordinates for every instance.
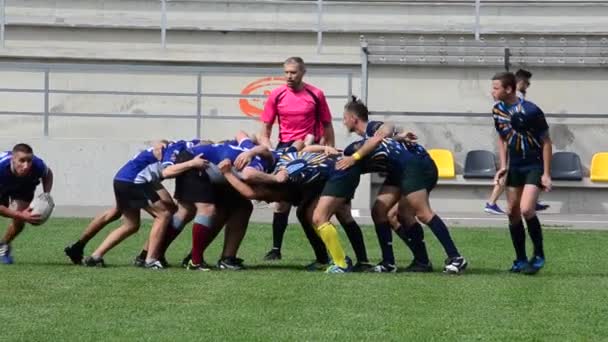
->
[400,157,438,196]
[113,180,161,210]
[0,184,36,207]
[276,141,295,150]
[506,166,543,188]
[173,151,216,204]
[287,181,325,207]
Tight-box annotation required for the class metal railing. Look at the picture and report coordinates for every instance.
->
[0,61,355,138]
[2,0,571,53]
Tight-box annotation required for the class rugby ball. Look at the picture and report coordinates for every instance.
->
[28,193,55,225]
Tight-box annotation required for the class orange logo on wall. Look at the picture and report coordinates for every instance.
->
[239,76,286,117]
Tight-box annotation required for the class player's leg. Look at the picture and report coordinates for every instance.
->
[520,170,545,274]
[218,198,253,270]
[84,207,141,267]
[297,198,330,271]
[370,184,400,273]
[312,195,350,272]
[65,206,122,265]
[394,200,432,272]
[505,166,529,272]
[335,200,371,271]
[142,193,174,269]
[403,158,466,274]
[133,184,178,266]
[485,183,506,215]
[0,199,30,264]
[157,200,195,262]
[264,201,291,261]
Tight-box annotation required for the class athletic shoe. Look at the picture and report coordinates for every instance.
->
[0,243,13,265]
[159,256,170,268]
[217,257,245,271]
[133,255,146,268]
[352,262,374,273]
[444,256,468,274]
[325,256,353,274]
[535,202,550,211]
[370,262,397,273]
[523,256,545,275]
[484,203,505,215]
[186,260,212,271]
[144,260,164,270]
[304,261,329,272]
[263,248,282,261]
[509,259,529,273]
[403,260,433,273]
[83,256,105,268]
[181,252,192,268]
[64,244,84,265]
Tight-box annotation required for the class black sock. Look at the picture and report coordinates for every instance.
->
[427,215,460,258]
[375,221,395,265]
[509,220,527,261]
[396,223,430,264]
[301,219,329,264]
[525,216,544,258]
[73,240,85,250]
[272,212,289,250]
[138,249,147,260]
[342,220,368,263]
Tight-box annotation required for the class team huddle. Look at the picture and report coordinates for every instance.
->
[0,58,550,275]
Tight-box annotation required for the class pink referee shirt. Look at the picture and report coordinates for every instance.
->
[261,83,332,143]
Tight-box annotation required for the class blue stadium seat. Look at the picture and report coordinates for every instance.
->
[463,150,496,179]
[551,152,583,181]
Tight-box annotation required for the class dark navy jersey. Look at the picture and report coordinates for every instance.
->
[0,151,48,190]
[365,120,428,157]
[493,99,549,167]
[343,138,410,174]
[274,151,338,185]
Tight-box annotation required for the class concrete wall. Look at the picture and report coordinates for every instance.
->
[0,0,607,214]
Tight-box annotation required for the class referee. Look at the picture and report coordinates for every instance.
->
[260,57,335,260]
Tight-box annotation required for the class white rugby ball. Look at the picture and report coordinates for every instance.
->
[28,193,55,225]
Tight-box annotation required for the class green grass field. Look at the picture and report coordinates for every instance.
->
[1,218,607,341]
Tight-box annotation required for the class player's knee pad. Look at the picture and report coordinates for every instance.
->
[194,214,212,227]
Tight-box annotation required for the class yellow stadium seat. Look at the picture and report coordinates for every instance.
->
[428,149,456,178]
[590,152,608,182]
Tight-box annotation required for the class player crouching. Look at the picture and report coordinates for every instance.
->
[0,143,54,264]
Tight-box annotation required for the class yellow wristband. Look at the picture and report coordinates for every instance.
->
[352,152,362,161]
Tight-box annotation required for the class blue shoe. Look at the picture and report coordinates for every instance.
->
[509,259,529,273]
[0,243,14,264]
[326,256,352,274]
[484,203,505,215]
[535,202,550,211]
[523,256,545,275]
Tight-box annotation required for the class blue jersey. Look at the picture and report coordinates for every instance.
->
[274,151,338,185]
[365,120,428,157]
[0,151,48,191]
[188,139,269,172]
[493,99,549,168]
[161,139,201,167]
[115,148,166,184]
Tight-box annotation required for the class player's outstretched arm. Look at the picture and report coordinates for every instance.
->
[161,154,208,179]
[42,167,54,193]
[335,135,383,170]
